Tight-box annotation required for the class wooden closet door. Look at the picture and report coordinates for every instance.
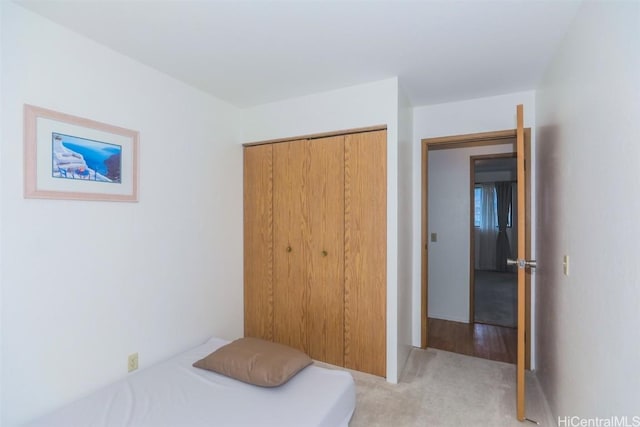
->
[243,144,273,340]
[344,130,387,377]
[307,136,345,366]
[273,140,309,353]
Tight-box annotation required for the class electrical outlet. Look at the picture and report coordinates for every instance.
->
[128,353,139,372]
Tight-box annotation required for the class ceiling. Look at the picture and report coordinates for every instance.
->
[17,0,582,108]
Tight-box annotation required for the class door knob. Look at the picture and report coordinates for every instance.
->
[321,250,328,257]
[507,259,537,269]
[286,246,292,253]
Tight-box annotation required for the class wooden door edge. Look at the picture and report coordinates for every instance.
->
[516,104,526,421]
[469,157,475,324]
[524,128,532,371]
[421,141,429,348]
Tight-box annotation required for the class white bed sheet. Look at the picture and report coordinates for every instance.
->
[26,337,356,427]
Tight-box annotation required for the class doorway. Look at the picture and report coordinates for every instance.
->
[421,129,531,367]
[470,154,518,330]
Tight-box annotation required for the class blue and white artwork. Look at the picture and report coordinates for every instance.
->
[52,132,122,183]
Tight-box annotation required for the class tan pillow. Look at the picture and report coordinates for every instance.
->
[193,337,313,387]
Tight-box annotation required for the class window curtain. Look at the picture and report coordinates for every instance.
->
[476,184,498,270]
[495,181,512,271]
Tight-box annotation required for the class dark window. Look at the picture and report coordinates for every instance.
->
[474,185,512,228]
[474,186,482,227]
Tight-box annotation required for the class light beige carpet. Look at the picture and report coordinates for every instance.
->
[322,348,555,427]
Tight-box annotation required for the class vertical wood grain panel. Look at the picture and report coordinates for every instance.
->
[273,140,309,353]
[243,145,273,340]
[307,136,345,366]
[344,130,387,377]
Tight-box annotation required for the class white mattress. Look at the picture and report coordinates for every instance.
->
[26,337,356,427]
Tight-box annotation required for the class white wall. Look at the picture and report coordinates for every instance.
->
[535,0,640,419]
[1,4,243,425]
[241,77,404,383]
[241,78,398,142]
[396,85,413,376]
[411,91,536,352]
[0,2,4,419]
[428,144,515,322]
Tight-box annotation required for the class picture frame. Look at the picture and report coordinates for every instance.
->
[24,104,139,202]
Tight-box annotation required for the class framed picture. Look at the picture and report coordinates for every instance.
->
[24,104,139,202]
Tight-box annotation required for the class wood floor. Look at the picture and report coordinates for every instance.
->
[428,318,517,364]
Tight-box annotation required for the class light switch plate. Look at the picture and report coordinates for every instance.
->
[563,255,570,276]
[128,353,139,372]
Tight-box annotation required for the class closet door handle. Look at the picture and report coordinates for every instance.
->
[321,250,328,257]
[286,246,292,253]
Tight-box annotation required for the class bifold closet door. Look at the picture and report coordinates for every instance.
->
[273,140,308,353]
[272,137,345,365]
[246,130,386,377]
[344,130,387,377]
[307,136,344,366]
[243,144,273,341]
